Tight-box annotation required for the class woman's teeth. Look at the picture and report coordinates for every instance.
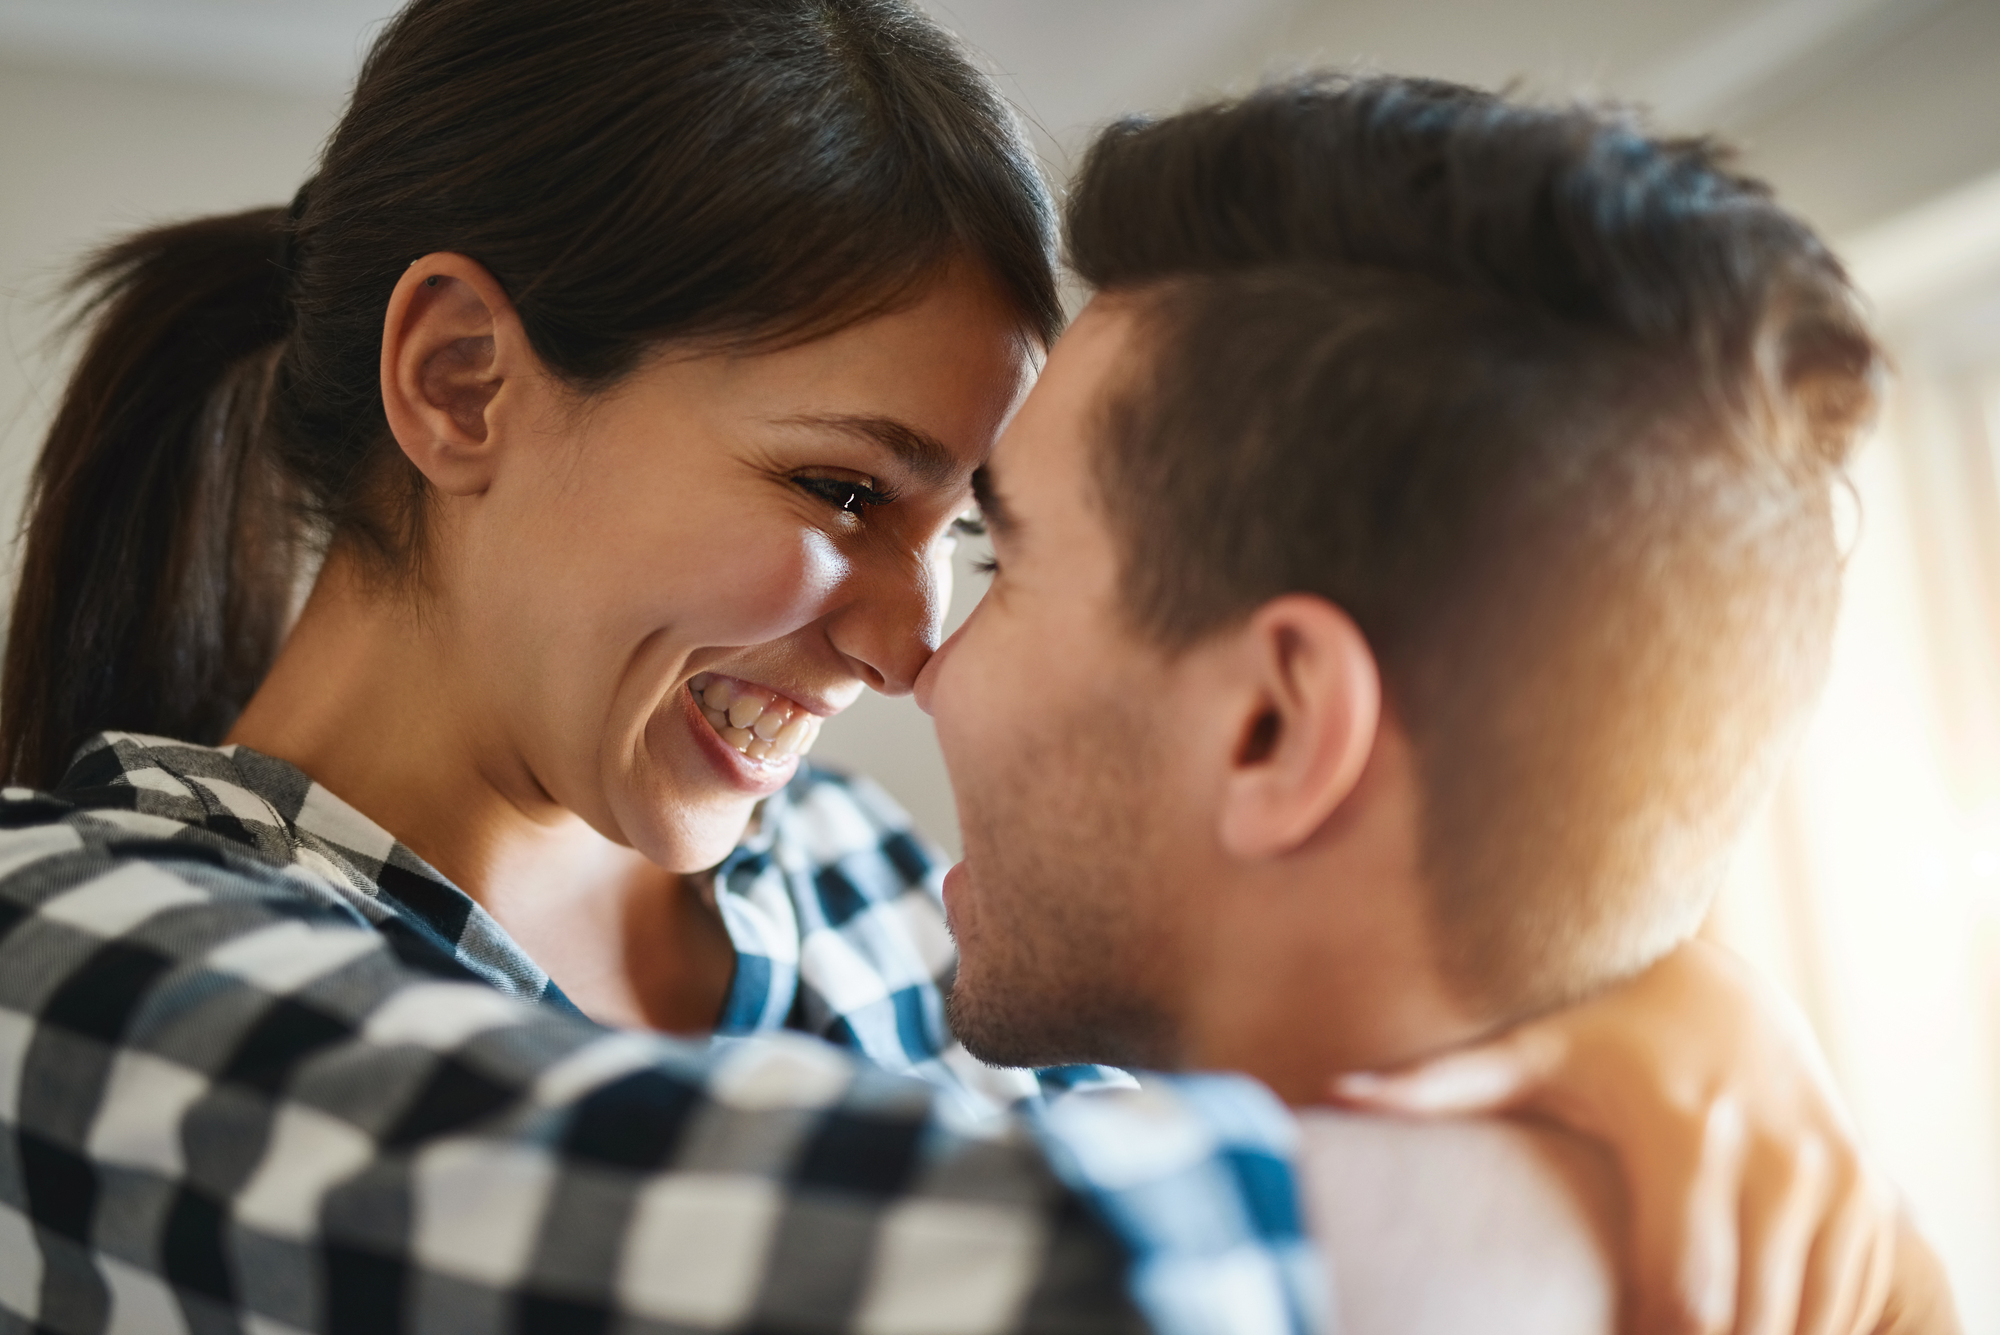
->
[690,673,821,764]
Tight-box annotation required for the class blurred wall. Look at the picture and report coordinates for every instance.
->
[0,57,337,578]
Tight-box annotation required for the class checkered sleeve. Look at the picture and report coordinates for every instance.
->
[0,815,1324,1333]
[1033,1078,1329,1335]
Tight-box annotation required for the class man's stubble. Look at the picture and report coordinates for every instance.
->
[944,680,1192,1071]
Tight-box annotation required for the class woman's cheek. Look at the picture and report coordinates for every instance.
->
[674,525,852,648]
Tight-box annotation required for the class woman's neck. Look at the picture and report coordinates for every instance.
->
[231,549,527,886]
[227,548,734,1031]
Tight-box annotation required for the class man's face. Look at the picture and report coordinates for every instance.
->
[914,300,1196,1070]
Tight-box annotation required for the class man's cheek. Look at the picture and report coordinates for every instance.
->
[939,658,1008,778]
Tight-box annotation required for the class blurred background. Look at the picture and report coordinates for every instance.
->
[3,0,1998,1323]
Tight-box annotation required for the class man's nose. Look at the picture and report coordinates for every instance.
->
[824,546,948,697]
[912,620,959,717]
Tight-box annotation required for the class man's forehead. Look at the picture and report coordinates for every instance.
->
[979,297,1141,527]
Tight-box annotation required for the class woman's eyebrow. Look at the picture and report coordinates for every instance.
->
[775,413,961,487]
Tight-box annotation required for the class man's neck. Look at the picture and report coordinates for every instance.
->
[1180,884,1489,1102]
[1176,731,1490,1102]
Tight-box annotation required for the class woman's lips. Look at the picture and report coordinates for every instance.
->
[679,682,798,796]
[688,672,824,764]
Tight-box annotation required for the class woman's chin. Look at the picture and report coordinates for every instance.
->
[610,781,758,874]
[675,803,763,872]
[620,696,787,871]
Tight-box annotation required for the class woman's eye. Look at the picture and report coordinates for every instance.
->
[795,475,895,513]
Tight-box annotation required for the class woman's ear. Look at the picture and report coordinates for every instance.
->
[378,252,536,497]
[1216,594,1382,860]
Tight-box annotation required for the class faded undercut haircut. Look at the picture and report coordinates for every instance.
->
[1065,75,1880,1018]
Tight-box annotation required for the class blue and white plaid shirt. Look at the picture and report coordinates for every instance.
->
[0,732,1326,1334]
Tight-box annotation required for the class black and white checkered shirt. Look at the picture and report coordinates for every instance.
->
[0,733,1325,1334]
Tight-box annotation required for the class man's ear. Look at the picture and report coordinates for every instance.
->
[378,252,537,497]
[1216,594,1382,860]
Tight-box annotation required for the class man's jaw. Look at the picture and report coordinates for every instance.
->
[944,859,1185,1070]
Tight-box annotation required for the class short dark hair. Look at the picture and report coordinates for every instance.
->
[5,0,1057,788]
[1065,75,1880,1017]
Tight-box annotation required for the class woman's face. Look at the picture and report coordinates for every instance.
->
[449,265,1037,870]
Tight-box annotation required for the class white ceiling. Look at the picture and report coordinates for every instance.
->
[0,0,1959,112]
[0,0,1994,233]
[0,0,1919,132]
[0,0,1960,129]
[0,0,1297,164]
[1275,0,1951,125]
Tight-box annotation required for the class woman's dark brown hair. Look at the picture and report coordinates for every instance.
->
[3,0,1059,788]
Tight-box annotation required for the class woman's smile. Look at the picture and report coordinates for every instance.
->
[679,670,828,794]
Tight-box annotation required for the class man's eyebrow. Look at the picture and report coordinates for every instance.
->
[970,464,1020,538]
[776,414,961,488]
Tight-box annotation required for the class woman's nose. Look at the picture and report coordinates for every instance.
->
[823,543,951,696]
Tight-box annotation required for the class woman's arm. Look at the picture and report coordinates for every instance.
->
[1331,939,1949,1335]
[1297,1110,1960,1335]
[1872,1211,1963,1335]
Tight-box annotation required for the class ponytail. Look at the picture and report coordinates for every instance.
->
[1,209,305,786]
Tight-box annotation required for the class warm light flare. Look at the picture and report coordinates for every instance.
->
[1709,377,2000,1331]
